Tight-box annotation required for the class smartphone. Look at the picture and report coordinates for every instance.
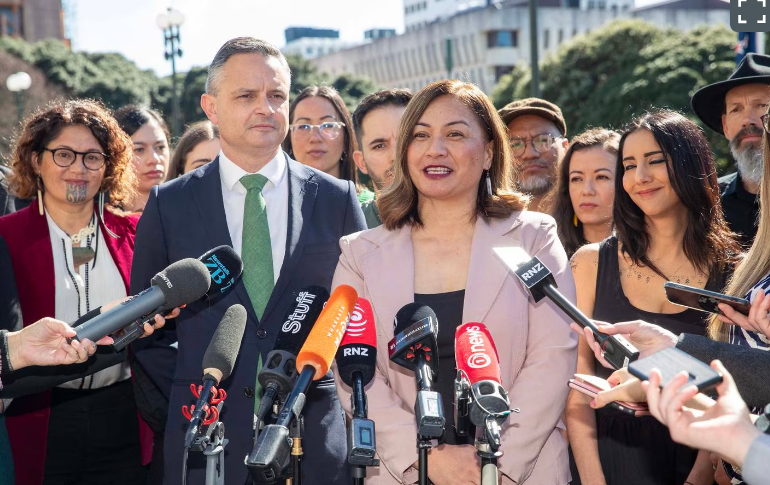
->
[628,347,723,392]
[664,282,750,315]
[568,374,650,417]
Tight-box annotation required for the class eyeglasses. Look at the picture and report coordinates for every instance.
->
[289,122,345,139]
[509,134,562,157]
[761,114,770,134]
[44,148,107,171]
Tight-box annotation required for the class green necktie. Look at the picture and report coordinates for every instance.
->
[240,173,274,405]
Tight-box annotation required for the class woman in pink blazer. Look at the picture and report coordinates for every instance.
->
[332,80,578,485]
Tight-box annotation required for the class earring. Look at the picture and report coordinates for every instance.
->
[98,191,119,238]
[37,175,44,216]
[573,213,579,227]
[485,170,493,196]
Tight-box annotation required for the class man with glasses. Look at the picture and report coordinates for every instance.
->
[498,98,569,212]
[691,53,770,248]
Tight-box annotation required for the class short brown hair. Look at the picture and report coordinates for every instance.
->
[168,121,219,179]
[283,85,359,184]
[378,80,527,230]
[9,99,137,209]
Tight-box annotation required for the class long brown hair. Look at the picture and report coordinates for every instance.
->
[378,80,527,230]
[613,109,738,284]
[9,99,137,210]
[551,128,620,257]
[168,121,219,179]
[283,86,359,184]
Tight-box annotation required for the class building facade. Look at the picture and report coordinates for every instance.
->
[311,0,729,94]
[0,0,67,42]
[283,26,363,60]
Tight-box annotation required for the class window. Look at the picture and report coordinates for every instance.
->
[588,0,595,7]
[544,29,550,49]
[558,29,563,44]
[494,66,514,82]
[487,30,518,48]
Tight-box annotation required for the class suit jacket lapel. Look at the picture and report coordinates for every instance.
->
[189,158,257,316]
[462,217,524,325]
[260,157,317,323]
[100,211,133,293]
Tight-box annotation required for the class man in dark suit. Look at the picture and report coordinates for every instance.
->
[130,37,366,485]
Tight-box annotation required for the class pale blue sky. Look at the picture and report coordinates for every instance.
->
[72,0,692,77]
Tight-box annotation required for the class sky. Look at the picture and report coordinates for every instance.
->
[72,0,699,77]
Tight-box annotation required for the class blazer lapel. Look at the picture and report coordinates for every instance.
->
[360,226,415,339]
[188,158,257,316]
[100,210,133,293]
[462,216,524,325]
[22,200,56,323]
[260,157,317,323]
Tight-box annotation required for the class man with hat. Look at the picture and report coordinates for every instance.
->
[691,53,770,248]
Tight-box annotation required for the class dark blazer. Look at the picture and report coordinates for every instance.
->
[0,199,150,485]
[0,166,16,217]
[130,154,366,485]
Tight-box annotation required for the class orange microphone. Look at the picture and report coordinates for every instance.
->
[246,284,358,484]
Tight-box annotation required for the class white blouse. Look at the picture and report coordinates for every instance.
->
[46,213,130,389]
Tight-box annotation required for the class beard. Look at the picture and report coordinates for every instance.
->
[516,158,557,196]
[730,126,764,187]
[369,165,394,192]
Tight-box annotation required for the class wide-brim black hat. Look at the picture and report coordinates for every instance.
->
[691,53,770,135]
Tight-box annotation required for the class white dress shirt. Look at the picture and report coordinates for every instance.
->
[219,150,288,284]
[47,213,130,389]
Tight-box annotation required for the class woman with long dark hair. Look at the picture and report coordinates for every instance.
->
[567,109,739,485]
[550,128,619,257]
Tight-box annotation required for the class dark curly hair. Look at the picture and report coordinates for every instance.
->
[9,99,137,210]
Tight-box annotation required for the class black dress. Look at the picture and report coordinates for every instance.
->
[414,289,473,446]
[569,237,726,485]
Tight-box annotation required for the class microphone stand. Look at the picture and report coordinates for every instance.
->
[290,415,304,485]
[182,387,229,485]
[348,371,379,485]
[413,353,444,485]
[474,417,502,485]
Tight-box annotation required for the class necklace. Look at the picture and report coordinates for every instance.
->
[71,218,96,244]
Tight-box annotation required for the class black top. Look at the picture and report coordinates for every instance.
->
[413,289,472,445]
[592,237,726,380]
[719,171,759,249]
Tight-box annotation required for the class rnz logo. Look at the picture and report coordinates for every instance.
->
[347,302,368,338]
[465,325,492,369]
[343,347,369,357]
[520,263,544,281]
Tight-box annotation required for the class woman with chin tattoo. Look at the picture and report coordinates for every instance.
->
[0,99,153,485]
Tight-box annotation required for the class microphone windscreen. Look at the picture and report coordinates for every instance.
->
[296,285,358,380]
[151,258,212,309]
[199,245,244,298]
[394,302,437,336]
[455,322,502,385]
[274,286,330,355]
[337,298,377,387]
[202,304,248,383]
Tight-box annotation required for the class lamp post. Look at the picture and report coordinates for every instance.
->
[6,71,32,123]
[157,7,184,138]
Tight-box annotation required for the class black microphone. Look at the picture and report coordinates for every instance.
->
[387,303,444,439]
[110,246,243,350]
[494,247,640,369]
[74,258,211,344]
[254,286,329,428]
[183,304,248,449]
[336,298,379,469]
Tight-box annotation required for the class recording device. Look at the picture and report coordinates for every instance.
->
[388,302,445,438]
[74,257,211,344]
[337,298,379,474]
[568,374,650,416]
[628,347,723,392]
[494,247,639,370]
[664,282,751,315]
[246,285,358,485]
[454,322,510,438]
[254,286,329,432]
[111,246,244,350]
[183,304,248,449]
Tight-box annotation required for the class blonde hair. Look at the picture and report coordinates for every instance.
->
[378,80,527,229]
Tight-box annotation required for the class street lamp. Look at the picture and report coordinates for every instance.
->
[6,71,32,123]
[157,7,184,137]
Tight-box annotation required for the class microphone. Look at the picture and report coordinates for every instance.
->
[111,246,244,350]
[183,304,248,449]
[74,258,211,344]
[387,303,445,439]
[337,298,379,468]
[255,286,330,428]
[494,247,639,370]
[454,322,510,442]
[246,285,358,484]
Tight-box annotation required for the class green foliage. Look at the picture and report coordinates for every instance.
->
[493,19,738,174]
[491,64,529,109]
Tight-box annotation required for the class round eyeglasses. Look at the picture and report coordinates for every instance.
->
[44,148,107,171]
[289,122,345,139]
[509,134,562,158]
[760,113,770,135]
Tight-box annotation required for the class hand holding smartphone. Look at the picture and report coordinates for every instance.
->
[568,374,650,417]
[664,282,750,315]
[628,347,723,392]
